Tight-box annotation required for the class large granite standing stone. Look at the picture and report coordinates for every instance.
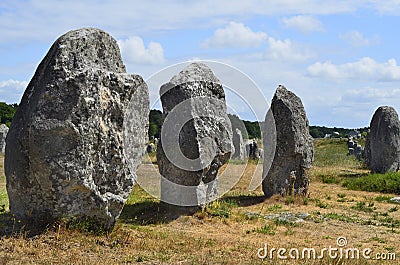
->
[364,106,400,173]
[0,124,8,153]
[157,63,232,208]
[5,28,149,229]
[262,85,314,197]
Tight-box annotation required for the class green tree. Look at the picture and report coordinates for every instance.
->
[148,109,163,139]
[0,102,18,127]
[243,120,261,139]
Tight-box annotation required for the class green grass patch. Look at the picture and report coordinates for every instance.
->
[206,200,237,218]
[66,218,107,235]
[273,219,300,227]
[315,199,329,209]
[321,175,341,184]
[351,201,375,213]
[313,139,363,168]
[0,191,8,211]
[267,204,282,212]
[375,195,393,203]
[343,172,400,194]
[253,224,276,235]
[285,196,295,205]
[323,212,356,223]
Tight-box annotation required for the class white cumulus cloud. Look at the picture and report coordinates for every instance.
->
[265,37,313,62]
[340,30,371,47]
[118,36,165,65]
[282,15,324,33]
[343,87,400,103]
[307,57,400,81]
[0,79,28,103]
[202,22,267,48]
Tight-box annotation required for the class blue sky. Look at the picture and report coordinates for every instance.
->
[1,1,400,127]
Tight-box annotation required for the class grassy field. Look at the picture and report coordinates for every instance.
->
[0,139,400,264]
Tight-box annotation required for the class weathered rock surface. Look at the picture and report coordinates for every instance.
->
[5,28,149,229]
[157,62,232,207]
[0,124,8,153]
[262,85,314,197]
[364,106,400,173]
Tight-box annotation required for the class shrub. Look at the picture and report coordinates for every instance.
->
[343,172,400,194]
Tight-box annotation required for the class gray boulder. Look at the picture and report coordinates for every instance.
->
[157,62,232,208]
[5,28,149,229]
[0,124,8,153]
[262,85,314,197]
[364,106,400,173]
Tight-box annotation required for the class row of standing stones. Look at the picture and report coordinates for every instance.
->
[0,27,395,231]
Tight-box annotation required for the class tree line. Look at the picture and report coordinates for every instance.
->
[309,125,369,138]
[0,103,369,139]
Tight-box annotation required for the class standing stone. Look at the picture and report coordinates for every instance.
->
[0,124,8,153]
[348,147,355,156]
[228,114,247,160]
[157,62,232,208]
[354,144,363,160]
[364,106,400,173]
[347,139,354,149]
[147,143,155,153]
[262,85,314,197]
[257,148,264,159]
[5,28,149,229]
[251,140,259,159]
[232,129,246,160]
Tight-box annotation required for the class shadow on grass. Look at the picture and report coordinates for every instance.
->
[338,172,369,179]
[0,211,51,237]
[119,194,266,225]
[0,195,266,235]
[119,200,196,226]
[220,194,265,207]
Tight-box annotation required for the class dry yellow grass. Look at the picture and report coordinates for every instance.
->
[0,140,399,264]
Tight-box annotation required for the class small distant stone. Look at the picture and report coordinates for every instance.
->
[245,212,260,218]
[390,197,400,204]
[263,211,310,223]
